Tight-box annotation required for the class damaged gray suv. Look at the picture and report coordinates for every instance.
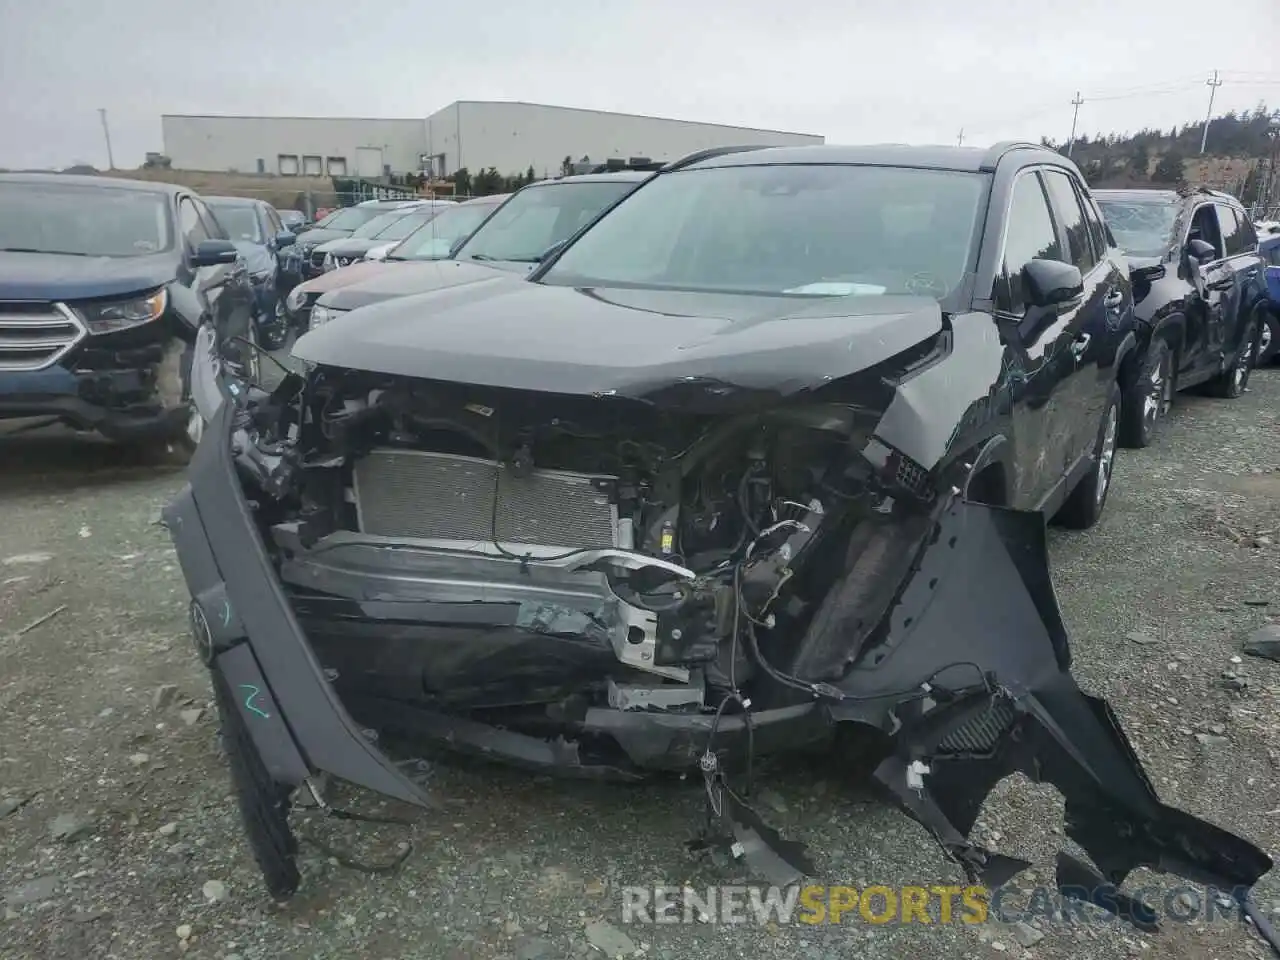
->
[164,143,1275,947]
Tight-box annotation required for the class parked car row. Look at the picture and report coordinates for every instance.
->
[280,167,650,332]
[169,140,1277,939]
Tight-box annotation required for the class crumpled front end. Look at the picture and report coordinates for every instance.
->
[164,341,1272,950]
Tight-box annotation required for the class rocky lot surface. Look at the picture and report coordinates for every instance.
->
[2,371,1279,960]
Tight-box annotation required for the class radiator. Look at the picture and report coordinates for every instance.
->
[352,449,618,551]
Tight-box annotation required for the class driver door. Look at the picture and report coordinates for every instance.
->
[993,170,1087,511]
[1182,202,1228,377]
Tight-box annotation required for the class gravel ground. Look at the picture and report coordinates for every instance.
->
[2,369,1279,960]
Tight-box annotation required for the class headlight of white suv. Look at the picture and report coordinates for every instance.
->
[286,286,308,313]
[322,252,337,272]
[73,288,168,334]
[308,304,346,331]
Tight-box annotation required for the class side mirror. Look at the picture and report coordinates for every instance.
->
[1186,238,1216,265]
[190,238,239,268]
[274,231,296,248]
[1022,259,1083,308]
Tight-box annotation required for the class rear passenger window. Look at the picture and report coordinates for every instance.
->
[179,198,209,247]
[1042,171,1096,274]
[1218,204,1246,257]
[1188,205,1224,260]
[1076,184,1111,259]
[997,174,1064,315]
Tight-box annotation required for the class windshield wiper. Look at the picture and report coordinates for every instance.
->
[467,253,501,261]
[0,247,94,256]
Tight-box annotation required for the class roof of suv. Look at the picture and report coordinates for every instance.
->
[0,172,186,195]
[676,142,1067,174]
[1093,188,1181,203]
[204,195,266,207]
[537,170,653,185]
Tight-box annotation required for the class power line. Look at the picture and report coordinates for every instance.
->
[1201,70,1223,154]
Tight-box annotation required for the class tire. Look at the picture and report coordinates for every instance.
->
[1118,337,1174,449]
[1258,308,1279,365]
[1206,312,1260,398]
[212,670,301,899]
[1055,383,1121,530]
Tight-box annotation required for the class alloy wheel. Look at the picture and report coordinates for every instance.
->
[1095,405,1118,507]
[185,400,205,448]
[1233,332,1255,391]
[1143,350,1172,429]
[1259,322,1273,363]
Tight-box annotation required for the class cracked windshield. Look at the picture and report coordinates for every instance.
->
[2,2,1279,960]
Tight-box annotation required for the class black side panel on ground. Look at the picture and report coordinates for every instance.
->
[177,402,432,808]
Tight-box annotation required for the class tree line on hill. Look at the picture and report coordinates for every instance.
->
[1041,102,1278,201]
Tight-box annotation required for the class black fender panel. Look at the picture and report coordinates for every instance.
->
[164,401,432,808]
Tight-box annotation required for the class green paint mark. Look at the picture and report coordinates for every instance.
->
[239,684,270,719]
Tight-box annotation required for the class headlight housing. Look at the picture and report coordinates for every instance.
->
[322,252,336,272]
[308,304,345,331]
[73,288,168,334]
[286,286,308,312]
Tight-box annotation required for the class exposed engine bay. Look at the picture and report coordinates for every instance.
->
[170,344,1277,954]
[240,367,932,743]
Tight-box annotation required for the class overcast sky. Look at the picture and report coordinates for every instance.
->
[2,0,1277,170]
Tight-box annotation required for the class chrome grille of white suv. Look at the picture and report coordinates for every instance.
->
[0,302,87,372]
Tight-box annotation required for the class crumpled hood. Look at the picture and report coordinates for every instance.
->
[294,278,945,399]
[232,242,275,278]
[0,250,173,301]
[315,259,513,311]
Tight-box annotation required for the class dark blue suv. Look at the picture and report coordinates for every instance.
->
[0,173,256,452]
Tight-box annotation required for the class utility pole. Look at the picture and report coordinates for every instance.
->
[98,108,115,169]
[1066,92,1084,158]
[1200,70,1222,155]
[956,128,965,147]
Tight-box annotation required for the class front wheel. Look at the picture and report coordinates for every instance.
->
[1055,384,1120,530]
[1118,337,1173,449]
[1257,309,1279,365]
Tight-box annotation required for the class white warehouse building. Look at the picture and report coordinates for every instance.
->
[160,102,824,179]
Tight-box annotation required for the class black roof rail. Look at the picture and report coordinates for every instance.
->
[661,144,773,172]
[978,140,1053,171]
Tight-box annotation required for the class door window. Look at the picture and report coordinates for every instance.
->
[997,173,1064,315]
[178,198,209,247]
[1239,214,1258,250]
[191,198,226,240]
[1187,204,1224,260]
[1042,170,1097,274]
[1217,204,1247,257]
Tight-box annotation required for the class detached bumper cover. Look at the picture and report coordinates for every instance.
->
[162,399,431,808]
[831,502,1272,923]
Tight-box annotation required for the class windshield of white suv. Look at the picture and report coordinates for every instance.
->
[538,164,985,299]
[387,201,505,260]
[314,207,383,231]
[454,181,635,263]
[350,211,414,239]
[1095,198,1179,259]
[0,182,174,257]
[207,203,263,244]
